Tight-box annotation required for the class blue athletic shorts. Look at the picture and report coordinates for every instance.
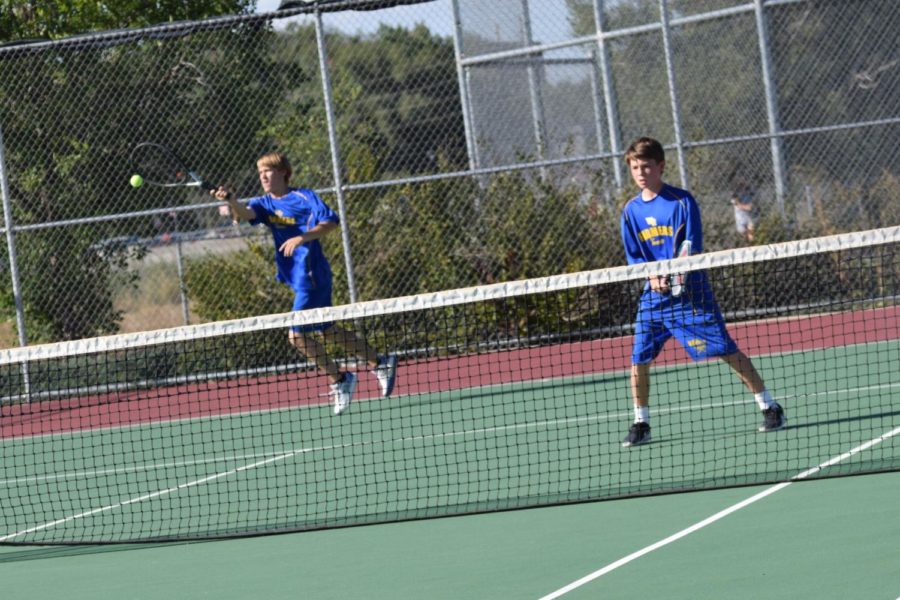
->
[290,284,334,333]
[631,280,737,364]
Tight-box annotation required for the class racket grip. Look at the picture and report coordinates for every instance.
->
[670,273,685,297]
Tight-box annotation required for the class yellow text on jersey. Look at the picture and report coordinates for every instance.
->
[638,225,673,245]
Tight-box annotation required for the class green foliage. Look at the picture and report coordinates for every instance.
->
[334,168,625,305]
[183,170,627,345]
[0,1,256,41]
[3,2,896,348]
[267,22,467,185]
[0,4,279,342]
[338,177,482,301]
[564,0,900,208]
[184,237,292,322]
[478,171,619,280]
[13,228,148,341]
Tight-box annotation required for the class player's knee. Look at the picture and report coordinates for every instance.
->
[288,329,306,349]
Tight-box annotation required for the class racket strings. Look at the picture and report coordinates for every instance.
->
[132,144,190,186]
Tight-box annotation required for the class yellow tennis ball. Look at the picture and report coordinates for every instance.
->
[129,174,143,188]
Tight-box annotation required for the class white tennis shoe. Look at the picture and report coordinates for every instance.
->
[330,372,357,415]
[373,354,398,397]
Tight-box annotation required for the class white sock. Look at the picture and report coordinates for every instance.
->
[634,406,650,424]
[754,390,775,411]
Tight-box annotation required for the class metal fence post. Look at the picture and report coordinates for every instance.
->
[451,0,479,172]
[587,49,605,156]
[0,125,25,348]
[755,0,788,219]
[591,0,624,191]
[0,122,30,397]
[521,0,547,172]
[315,8,359,303]
[0,2,895,347]
[174,235,190,325]
[659,0,688,189]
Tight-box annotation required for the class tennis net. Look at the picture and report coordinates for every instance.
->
[1,226,898,544]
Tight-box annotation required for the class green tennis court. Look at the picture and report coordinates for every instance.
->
[2,336,897,544]
[1,459,897,599]
[2,230,898,598]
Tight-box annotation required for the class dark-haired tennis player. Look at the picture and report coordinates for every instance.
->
[619,137,785,447]
[212,152,397,415]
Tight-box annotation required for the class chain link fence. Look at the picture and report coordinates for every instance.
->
[0,0,897,347]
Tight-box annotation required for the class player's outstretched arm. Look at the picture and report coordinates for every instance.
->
[210,186,256,222]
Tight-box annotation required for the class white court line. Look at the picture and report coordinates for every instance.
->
[0,398,743,488]
[537,424,900,600]
[0,397,739,539]
[0,442,350,542]
[4,377,894,489]
[2,382,896,539]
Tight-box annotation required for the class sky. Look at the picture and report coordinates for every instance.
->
[251,0,587,83]
[254,0,455,37]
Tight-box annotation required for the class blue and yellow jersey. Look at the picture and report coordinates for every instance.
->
[620,183,703,265]
[248,188,338,292]
[621,185,736,362]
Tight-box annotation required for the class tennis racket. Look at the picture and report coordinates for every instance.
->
[670,240,692,297]
[130,142,216,191]
[130,142,242,235]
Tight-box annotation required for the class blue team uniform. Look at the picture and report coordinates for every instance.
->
[620,184,737,364]
[248,188,338,332]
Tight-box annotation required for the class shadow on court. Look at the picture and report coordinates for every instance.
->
[0,541,197,563]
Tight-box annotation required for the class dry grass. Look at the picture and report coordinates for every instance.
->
[0,320,17,349]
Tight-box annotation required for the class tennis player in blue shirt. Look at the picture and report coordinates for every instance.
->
[213,152,397,415]
[620,137,785,447]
